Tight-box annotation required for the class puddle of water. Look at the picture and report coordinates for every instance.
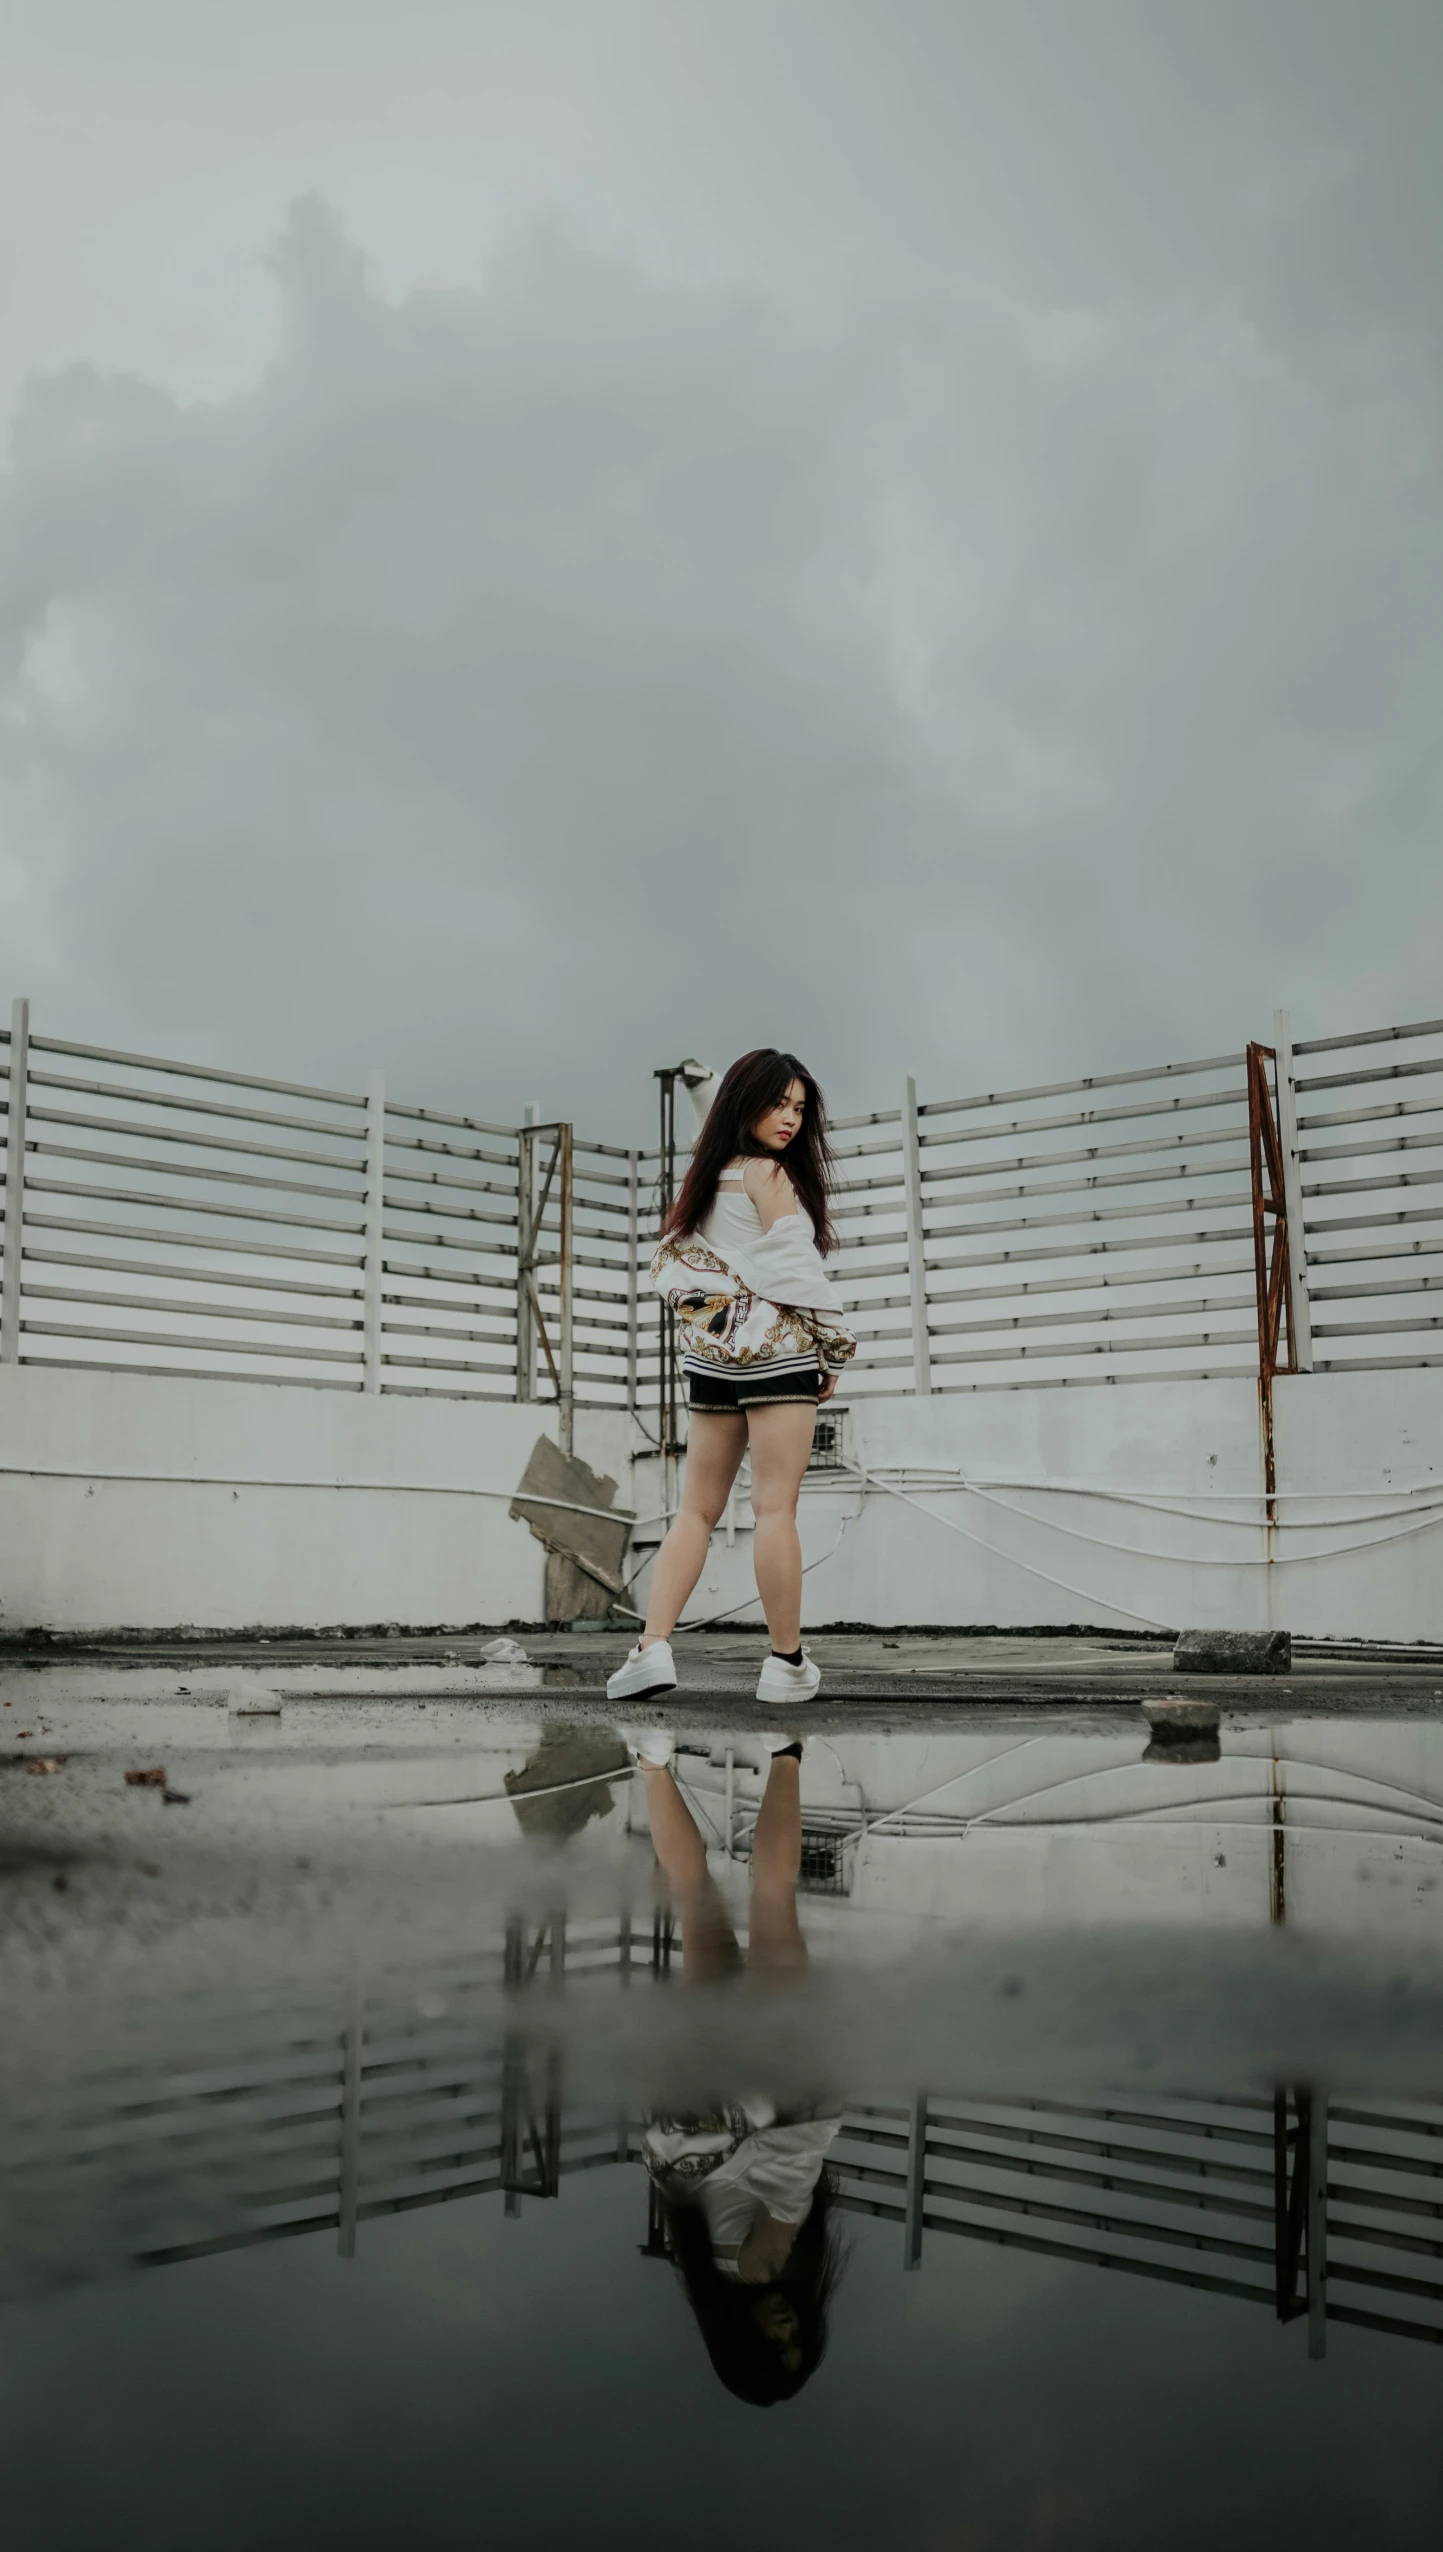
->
[2,1704,1441,2549]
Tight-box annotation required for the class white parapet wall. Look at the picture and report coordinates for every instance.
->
[662,1371,1443,1642]
[0,1365,635,1634]
[1270,1368,1443,1644]
[3,1363,1442,1640]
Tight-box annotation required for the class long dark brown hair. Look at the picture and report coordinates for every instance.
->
[663,1050,837,1254]
[664,2175,844,2408]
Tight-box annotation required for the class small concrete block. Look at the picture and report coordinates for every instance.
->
[230,1683,283,1716]
[1173,1628,1292,1676]
[1144,1695,1221,1735]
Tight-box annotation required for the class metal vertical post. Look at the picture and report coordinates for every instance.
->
[1273,2088,1310,2323]
[1272,1008,1314,1373]
[1,997,30,1364]
[901,1073,931,1393]
[557,1123,574,1455]
[655,1070,682,1453]
[625,1148,640,1415]
[1247,1041,1290,1547]
[1272,2090,1290,2315]
[1307,2093,1328,2358]
[543,2049,563,2197]
[904,2091,928,2268]
[337,1973,364,2257]
[516,1106,537,1403]
[657,1091,668,1454]
[362,1071,385,1394]
[500,2036,524,2218]
[501,1917,526,2220]
[1269,1736,1286,1926]
[724,1746,735,1859]
[643,2179,669,2257]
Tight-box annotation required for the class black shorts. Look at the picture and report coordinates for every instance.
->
[685,1360,823,1412]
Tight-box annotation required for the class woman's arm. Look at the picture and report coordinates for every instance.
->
[742,1157,800,1231]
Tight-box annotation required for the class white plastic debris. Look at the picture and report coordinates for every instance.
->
[479,1637,529,1664]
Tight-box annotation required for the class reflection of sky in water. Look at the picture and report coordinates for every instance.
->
[3,1699,1442,2545]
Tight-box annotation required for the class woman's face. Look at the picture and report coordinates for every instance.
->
[752,1078,807,1153]
[749,2291,803,2375]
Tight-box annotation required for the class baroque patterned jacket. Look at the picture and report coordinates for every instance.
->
[649,1230,857,1376]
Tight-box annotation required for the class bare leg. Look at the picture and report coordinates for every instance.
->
[748,1752,808,1978]
[639,1763,741,1983]
[745,1401,817,1654]
[640,1410,748,1645]
[639,1760,711,1894]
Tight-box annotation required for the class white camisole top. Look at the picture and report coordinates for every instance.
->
[692,1160,844,1315]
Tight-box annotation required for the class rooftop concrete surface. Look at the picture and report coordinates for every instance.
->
[4,1627,1443,1720]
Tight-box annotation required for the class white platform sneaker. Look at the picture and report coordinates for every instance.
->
[617,1725,675,1767]
[606,1639,678,1703]
[755,1647,822,1706]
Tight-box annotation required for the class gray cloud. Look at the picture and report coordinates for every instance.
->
[2,11,1441,1138]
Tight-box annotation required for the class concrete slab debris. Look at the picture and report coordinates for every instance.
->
[1142,1694,1222,1763]
[508,1438,632,1623]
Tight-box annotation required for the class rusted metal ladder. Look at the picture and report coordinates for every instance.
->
[1246,1041,1297,1539]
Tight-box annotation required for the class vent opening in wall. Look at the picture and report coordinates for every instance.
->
[797,1828,849,1894]
[808,1408,848,1473]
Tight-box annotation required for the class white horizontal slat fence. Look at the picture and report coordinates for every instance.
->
[832,1048,1257,1394]
[6,997,1442,1410]
[2,1019,373,1391]
[378,1096,521,1401]
[1289,1015,1443,1376]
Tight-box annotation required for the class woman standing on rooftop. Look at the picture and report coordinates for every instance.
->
[607,1049,855,1710]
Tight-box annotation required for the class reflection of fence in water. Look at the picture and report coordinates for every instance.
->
[832,2092,1443,2356]
[4,1923,1442,2355]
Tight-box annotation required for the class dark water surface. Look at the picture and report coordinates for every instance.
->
[2,1692,1441,2550]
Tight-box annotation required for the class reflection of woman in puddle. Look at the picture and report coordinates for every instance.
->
[626,1727,843,2405]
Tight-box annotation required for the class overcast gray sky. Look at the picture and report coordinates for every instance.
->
[2,1,1440,1137]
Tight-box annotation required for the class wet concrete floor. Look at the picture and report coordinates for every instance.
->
[6,1626,1443,1716]
[4,1650,1442,2549]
